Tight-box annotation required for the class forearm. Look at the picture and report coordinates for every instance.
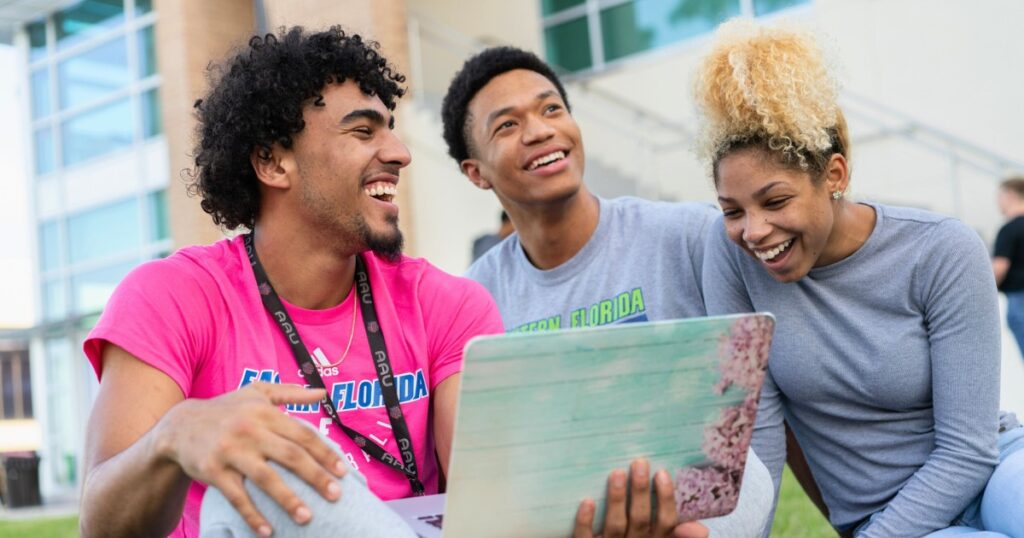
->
[80,418,191,537]
[856,451,995,538]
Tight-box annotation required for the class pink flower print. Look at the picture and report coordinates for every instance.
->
[673,466,741,521]
[714,316,772,395]
[701,396,757,469]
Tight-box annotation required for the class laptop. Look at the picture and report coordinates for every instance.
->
[386,313,774,537]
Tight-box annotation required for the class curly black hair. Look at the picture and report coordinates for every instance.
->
[189,26,406,230]
[441,46,570,164]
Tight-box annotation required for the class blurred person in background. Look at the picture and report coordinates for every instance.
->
[993,176,1024,359]
[470,210,514,261]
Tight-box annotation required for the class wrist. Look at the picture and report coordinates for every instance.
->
[150,399,191,465]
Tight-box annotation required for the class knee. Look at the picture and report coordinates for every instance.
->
[980,450,1024,536]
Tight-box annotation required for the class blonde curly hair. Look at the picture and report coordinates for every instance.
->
[694,19,849,178]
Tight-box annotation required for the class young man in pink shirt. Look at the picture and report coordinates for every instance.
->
[80,26,503,537]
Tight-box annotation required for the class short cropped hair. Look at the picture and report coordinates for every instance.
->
[1001,177,1024,198]
[189,26,406,230]
[441,46,570,163]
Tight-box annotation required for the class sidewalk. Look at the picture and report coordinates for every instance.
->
[0,489,77,521]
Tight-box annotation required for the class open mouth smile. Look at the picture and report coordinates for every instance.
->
[364,182,397,204]
[526,150,567,171]
[753,238,793,262]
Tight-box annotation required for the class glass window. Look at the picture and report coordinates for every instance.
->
[61,97,133,166]
[541,0,585,16]
[55,0,125,50]
[34,127,57,175]
[43,337,76,486]
[141,87,162,138]
[20,355,33,419]
[40,221,61,272]
[134,0,153,15]
[753,0,810,15]
[68,198,140,265]
[545,17,592,72]
[43,278,68,321]
[147,189,169,241]
[137,25,156,78]
[71,260,136,314]
[600,0,739,62]
[0,352,33,420]
[1,357,13,419]
[58,36,130,110]
[31,68,51,119]
[28,21,47,61]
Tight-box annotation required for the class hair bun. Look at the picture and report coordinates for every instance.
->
[695,18,839,166]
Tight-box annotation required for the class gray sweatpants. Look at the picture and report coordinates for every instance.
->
[199,434,417,537]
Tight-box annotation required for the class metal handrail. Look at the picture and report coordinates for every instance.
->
[406,10,1022,198]
[406,11,692,147]
[841,91,1024,177]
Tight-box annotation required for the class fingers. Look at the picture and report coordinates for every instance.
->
[602,469,629,537]
[573,498,598,538]
[273,415,348,480]
[250,382,326,406]
[627,459,652,536]
[262,432,344,504]
[232,454,313,528]
[213,469,274,538]
[673,522,710,538]
[654,469,679,536]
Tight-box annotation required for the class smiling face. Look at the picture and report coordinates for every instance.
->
[715,148,848,283]
[459,69,585,209]
[287,81,411,258]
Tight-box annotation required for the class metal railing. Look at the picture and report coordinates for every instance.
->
[405,11,1023,208]
[405,10,695,201]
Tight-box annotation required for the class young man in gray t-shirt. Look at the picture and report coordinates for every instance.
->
[441,46,772,538]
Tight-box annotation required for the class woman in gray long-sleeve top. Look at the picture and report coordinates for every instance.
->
[694,20,1024,538]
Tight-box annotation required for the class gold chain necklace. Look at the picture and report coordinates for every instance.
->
[334,294,358,366]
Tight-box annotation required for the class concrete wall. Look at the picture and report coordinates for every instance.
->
[154,0,257,249]
[564,0,1023,241]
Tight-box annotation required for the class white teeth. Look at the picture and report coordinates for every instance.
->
[364,184,397,198]
[755,239,793,262]
[528,150,566,171]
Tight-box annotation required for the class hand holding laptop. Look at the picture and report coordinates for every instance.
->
[573,459,709,538]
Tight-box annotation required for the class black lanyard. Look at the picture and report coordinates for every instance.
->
[243,234,424,495]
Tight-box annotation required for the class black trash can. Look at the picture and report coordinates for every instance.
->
[0,452,42,508]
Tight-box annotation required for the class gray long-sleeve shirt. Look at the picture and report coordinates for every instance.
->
[702,203,1001,537]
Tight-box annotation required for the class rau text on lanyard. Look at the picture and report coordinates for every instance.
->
[243,233,424,495]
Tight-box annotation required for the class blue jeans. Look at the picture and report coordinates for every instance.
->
[1005,291,1024,359]
[923,423,1024,537]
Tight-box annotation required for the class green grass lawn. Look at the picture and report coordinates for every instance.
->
[0,516,78,538]
[0,467,833,537]
[772,465,837,537]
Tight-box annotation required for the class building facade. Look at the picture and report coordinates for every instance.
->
[2,0,1022,501]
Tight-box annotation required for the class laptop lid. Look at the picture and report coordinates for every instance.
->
[442,313,774,537]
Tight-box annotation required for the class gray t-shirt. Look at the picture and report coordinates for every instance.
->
[466,196,718,331]
[702,202,1001,537]
[466,196,773,537]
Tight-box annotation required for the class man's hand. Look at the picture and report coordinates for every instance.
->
[154,383,348,537]
[573,459,710,538]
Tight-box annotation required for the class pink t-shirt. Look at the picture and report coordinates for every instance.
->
[84,236,503,537]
